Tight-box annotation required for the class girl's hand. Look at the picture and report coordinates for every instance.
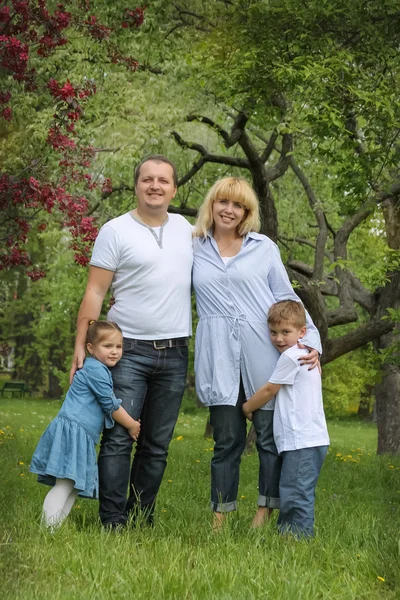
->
[128,420,140,441]
[297,345,321,372]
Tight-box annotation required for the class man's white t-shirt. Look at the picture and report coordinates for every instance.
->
[268,345,330,454]
[90,212,193,340]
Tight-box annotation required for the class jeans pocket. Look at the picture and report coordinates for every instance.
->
[176,345,189,360]
[123,340,134,353]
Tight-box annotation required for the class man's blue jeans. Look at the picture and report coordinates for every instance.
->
[98,338,188,527]
[277,445,328,537]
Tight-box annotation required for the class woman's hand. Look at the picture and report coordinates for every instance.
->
[242,403,253,421]
[297,344,321,372]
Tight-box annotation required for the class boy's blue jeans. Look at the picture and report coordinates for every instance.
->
[277,445,328,537]
[98,338,188,527]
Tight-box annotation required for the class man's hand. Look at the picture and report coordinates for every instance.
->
[70,346,86,384]
[297,344,321,372]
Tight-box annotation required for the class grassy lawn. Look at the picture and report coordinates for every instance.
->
[0,397,399,599]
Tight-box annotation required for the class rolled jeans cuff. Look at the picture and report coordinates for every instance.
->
[257,494,280,509]
[210,500,237,513]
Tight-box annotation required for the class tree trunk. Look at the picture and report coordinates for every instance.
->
[375,361,400,454]
[375,197,400,454]
[245,423,257,453]
[204,417,213,439]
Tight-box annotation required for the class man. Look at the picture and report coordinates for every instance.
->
[70,155,193,528]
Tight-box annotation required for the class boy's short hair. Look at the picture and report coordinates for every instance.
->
[86,321,122,346]
[267,300,306,328]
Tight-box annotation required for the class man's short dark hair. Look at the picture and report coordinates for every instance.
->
[134,155,178,188]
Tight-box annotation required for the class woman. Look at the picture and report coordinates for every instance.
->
[192,177,321,530]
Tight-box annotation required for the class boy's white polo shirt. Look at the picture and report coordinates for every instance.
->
[90,212,193,340]
[268,345,330,455]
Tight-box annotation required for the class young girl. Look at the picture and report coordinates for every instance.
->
[30,321,140,529]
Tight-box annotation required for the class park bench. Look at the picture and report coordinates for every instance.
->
[0,382,31,398]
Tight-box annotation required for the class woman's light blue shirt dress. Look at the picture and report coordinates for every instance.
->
[30,357,121,498]
[192,232,322,409]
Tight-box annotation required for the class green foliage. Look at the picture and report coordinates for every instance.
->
[0,229,87,393]
[322,346,380,416]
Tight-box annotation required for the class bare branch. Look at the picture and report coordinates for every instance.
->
[171,130,250,186]
[168,205,197,217]
[327,307,358,327]
[265,133,293,182]
[322,317,395,364]
[260,130,279,163]
[287,259,375,313]
[288,155,329,280]
[171,131,208,156]
[186,113,249,148]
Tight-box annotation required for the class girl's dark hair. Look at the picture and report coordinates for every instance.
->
[86,321,122,345]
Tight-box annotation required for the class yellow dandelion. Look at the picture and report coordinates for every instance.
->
[209,447,214,451]
[20,473,25,477]
[377,576,385,582]
[356,554,360,558]
[336,453,342,457]
[0,430,4,435]
[346,455,352,459]
[19,461,24,465]
[162,509,167,513]
[19,428,24,432]
[240,495,245,499]
[388,465,394,469]
[343,458,347,462]
[196,460,200,463]
[167,479,173,483]
[76,505,80,509]
[175,435,183,441]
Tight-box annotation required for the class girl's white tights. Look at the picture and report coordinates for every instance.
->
[42,478,79,528]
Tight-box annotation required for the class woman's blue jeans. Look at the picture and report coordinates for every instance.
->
[209,384,247,512]
[252,408,282,509]
[98,338,188,527]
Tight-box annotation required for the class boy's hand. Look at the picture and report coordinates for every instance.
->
[128,420,140,441]
[297,344,321,372]
[242,403,253,421]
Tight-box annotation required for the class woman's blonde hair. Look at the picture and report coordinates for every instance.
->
[194,177,261,238]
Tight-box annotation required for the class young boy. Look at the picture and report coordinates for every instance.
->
[243,300,329,538]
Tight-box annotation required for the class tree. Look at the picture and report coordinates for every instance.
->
[0,0,145,279]
[105,0,400,452]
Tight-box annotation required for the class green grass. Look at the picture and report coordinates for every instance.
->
[0,398,399,599]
